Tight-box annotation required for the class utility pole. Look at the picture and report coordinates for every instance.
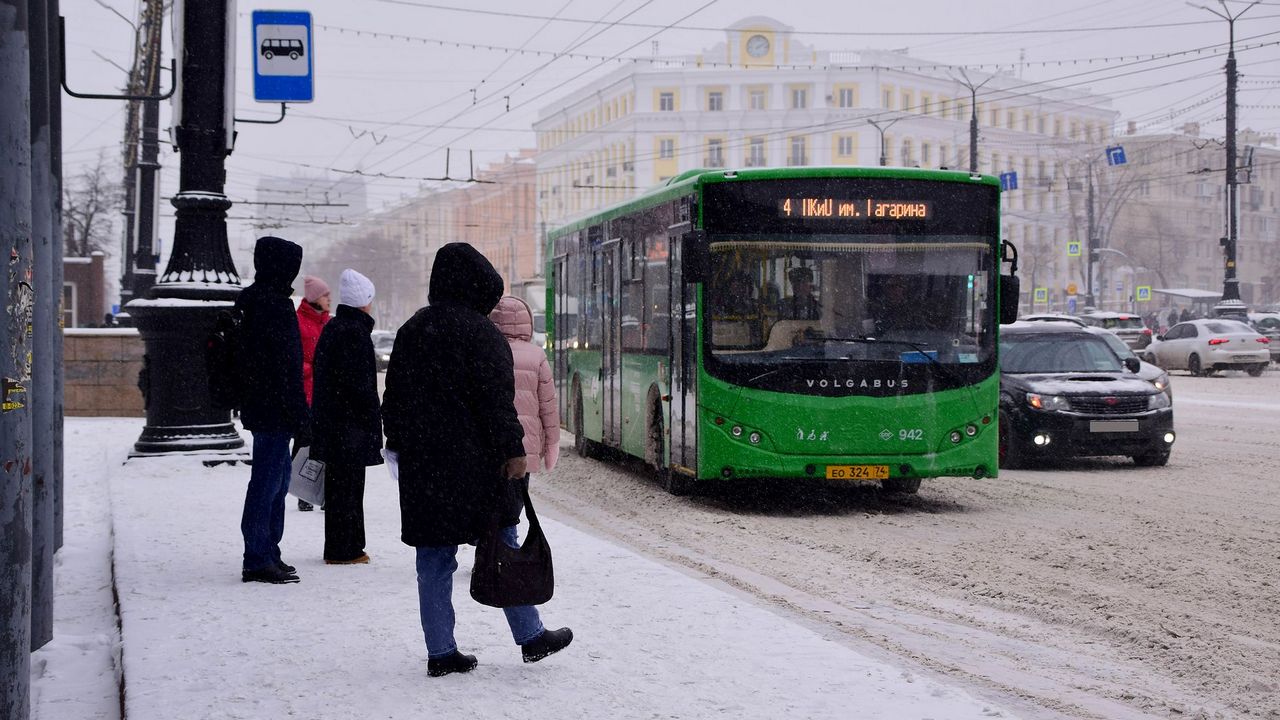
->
[1,1,35,716]
[130,0,164,301]
[1086,160,1097,309]
[954,69,993,173]
[128,0,245,456]
[1191,0,1259,314]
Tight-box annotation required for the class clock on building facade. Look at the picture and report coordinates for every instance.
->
[746,34,770,58]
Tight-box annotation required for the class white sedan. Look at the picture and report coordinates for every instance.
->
[1145,318,1271,376]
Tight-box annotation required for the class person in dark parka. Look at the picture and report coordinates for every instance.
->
[383,242,572,678]
[311,269,383,564]
[237,236,309,584]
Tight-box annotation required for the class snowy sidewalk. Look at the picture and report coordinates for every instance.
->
[44,417,1015,720]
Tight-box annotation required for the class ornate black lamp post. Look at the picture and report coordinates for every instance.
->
[127,0,245,456]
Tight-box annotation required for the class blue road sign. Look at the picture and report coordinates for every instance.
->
[1067,296,1077,313]
[1067,241,1082,257]
[999,171,1018,191]
[252,10,314,103]
[1105,145,1126,166]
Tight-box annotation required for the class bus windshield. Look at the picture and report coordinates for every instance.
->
[706,235,994,367]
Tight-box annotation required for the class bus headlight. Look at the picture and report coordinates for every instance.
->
[748,431,761,445]
[731,425,743,437]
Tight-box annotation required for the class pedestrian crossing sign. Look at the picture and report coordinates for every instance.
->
[1034,287,1048,304]
[1067,241,1082,257]
[1135,286,1151,302]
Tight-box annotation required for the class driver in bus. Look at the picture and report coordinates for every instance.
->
[778,266,821,320]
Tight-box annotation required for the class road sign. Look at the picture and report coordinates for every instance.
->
[1066,283,1078,295]
[1066,241,1082,257]
[1066,296,1077,313]
[252,10,314,103]
[1105,145,1127,166]
[1135,285,1152,302]
[1033,287,1048,304]
[999,171,1018,191]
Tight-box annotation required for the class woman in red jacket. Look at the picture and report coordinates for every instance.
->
[296,274,330,511]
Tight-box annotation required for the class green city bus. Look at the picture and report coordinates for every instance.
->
[547,167,1019,495]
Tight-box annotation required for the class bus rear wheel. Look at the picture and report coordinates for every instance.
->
[572,381,599,459]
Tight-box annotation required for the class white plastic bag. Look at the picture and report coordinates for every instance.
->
[289,445,325,506]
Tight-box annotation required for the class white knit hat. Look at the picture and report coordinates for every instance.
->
[339,268,375,307]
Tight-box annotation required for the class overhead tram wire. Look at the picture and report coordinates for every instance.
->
[358,0,667,178]
[368,0,1280,36]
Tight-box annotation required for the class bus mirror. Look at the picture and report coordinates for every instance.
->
[682,230,708,283]
[999,274,1020,325]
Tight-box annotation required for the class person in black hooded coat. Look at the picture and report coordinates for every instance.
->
[236,236,309,584]
[383,242,572,677]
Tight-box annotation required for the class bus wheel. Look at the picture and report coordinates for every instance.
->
[572,380,597,459]
[649,406,692,496]
[881,477,921,494]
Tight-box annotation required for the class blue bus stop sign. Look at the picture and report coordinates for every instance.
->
[252,10,314,103]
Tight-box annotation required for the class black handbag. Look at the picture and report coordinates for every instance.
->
[470,481,554,608]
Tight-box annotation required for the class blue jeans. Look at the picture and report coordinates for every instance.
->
[241,431,292,571]
[415,526,545,658]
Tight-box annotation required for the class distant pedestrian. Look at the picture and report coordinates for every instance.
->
[488,295,560,519]
[237,236,309,584]
[296,275,331,512]
[1179,308,1191,323]
[383,242,572,678]
[311,269,382,565]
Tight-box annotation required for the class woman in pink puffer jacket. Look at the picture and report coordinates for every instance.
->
[489,296,559,473]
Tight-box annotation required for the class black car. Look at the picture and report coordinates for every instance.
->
[999,322,1175,468]
[373,332,395,372]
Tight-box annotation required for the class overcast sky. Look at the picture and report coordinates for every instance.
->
[59,0,1280,282]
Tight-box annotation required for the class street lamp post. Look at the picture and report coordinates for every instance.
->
[954,69,993,173]
[1190,0,1260,315]
[867,116,902,167]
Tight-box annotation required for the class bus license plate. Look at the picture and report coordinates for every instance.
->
[826,464,889,480]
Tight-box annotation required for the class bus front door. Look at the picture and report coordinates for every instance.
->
[601,239,622,447]
[669,228,697,477]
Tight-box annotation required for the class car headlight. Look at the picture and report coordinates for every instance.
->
[1152,372,1170,393]
[379,354,391,361]
[1026,393,1069,411]
[1147,391,1171,409]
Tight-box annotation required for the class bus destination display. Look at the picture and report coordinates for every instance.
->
[779,197,932,220]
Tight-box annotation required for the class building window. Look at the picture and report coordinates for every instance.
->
[659,92,675,111]
[837,87,855,108]
[749,89,766,110]
[62,283,76,328]
[837,136,854,157]
[791,88,807,109]
[708,91,723,111]
[882,89,893,109]
[659,138,674,159]
[1006,110,1016,129]
[789,136,807,166]
[921,95,931,115]
[900,139,914,166]
[706,139,724,167]
[747,138,766,167]
[921,142,931,166]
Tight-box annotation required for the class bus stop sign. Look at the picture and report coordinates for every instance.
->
[252,10,314,102]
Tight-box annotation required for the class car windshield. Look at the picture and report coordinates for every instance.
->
[1000,334,1125,373]
[1096,331,1136,359]
[1205,320,1254,334]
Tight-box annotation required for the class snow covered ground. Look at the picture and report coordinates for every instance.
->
[31,417,1016,720]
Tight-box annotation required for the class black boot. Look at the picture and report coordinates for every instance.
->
[241,566,300,584]
[427,650,478,677]
[275,559,296,574]
[521,627,573,663]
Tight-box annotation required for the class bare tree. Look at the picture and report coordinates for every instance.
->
[63,153,122,257]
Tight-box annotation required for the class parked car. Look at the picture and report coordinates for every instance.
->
[1020,313,1087,326]
[373,331,396,372]
[1144,318,1270,376]
[998,322,1175,468]
[1076,311,1152,350]
[1248,312,1280,363]
[1083,325,1172,397]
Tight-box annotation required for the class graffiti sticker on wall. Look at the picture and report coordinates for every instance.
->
[3,377,26,412]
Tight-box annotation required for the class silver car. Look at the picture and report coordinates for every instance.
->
[1145,319,1271,376]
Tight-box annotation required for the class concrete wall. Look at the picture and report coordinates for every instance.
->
[63,329,144,417]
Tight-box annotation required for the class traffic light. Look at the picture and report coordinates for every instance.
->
[1089,248,1100,262]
